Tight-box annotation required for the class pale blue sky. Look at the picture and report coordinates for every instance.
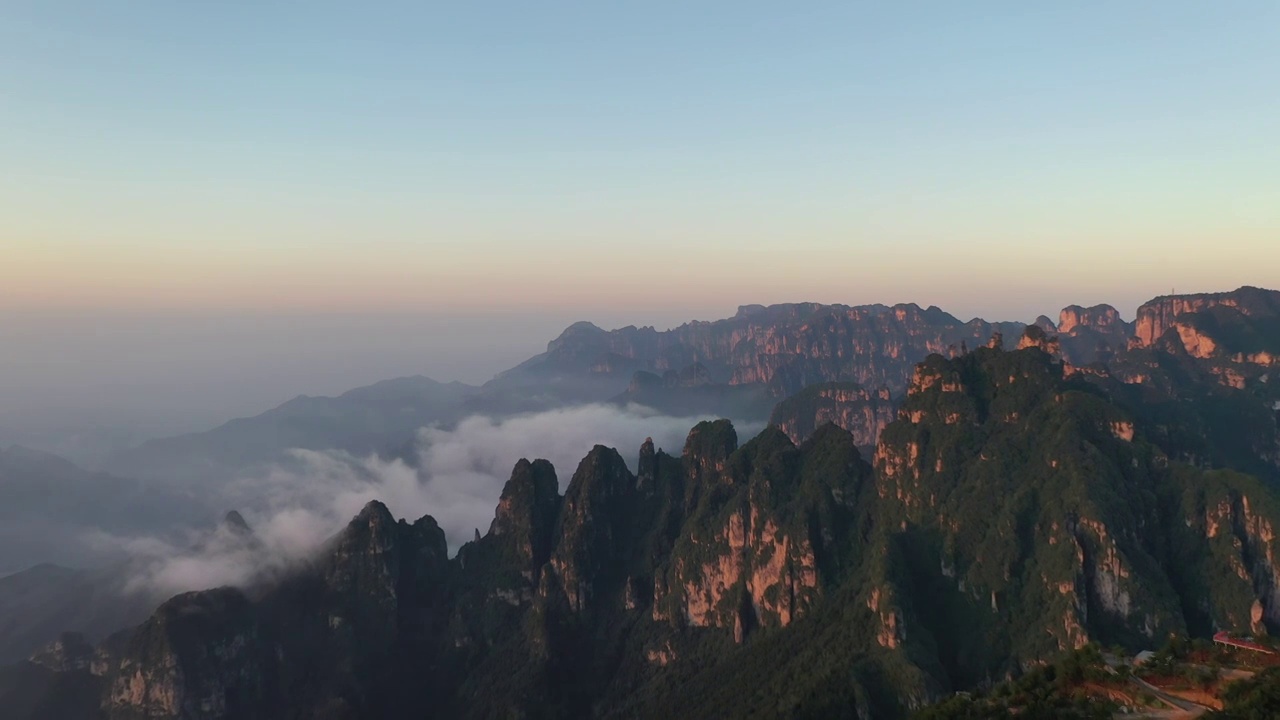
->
[1,2,1278,449]
[3,1,1277,321]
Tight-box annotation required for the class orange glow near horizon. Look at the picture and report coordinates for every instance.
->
[5,228,1278,323]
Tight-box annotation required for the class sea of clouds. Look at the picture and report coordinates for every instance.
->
[95,404,761,596]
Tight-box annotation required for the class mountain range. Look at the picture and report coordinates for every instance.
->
[2,285,1279,718]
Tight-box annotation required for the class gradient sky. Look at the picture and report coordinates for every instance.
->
[3,1,1277,323]
[2,2,1279,456]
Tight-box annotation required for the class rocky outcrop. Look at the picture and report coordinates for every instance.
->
[1183,479,1280,635]
[548,447,636,614]
[1057,304,1126,335]
[487,458,561,569]
[29,632,95,673]
[652,425,869,640]
[97,500,451,720]
[1017,325,1061,355]
[1051,304,1133,365]
[103,588,262,720]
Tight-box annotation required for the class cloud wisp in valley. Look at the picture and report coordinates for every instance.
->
[103,404,754,596]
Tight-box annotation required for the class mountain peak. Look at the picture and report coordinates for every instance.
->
[489,458,561,564]
[221,510,252,535]
[351,500,395,530]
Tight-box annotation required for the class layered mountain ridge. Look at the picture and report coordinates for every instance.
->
[12,296,1280,717]
[5,286,1280,719]
[98,287,1276,489]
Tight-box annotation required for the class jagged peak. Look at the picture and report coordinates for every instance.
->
[221,510,252,535]
[340,501,397,540]
[741,424,795,453]
[493,457,561,530]
[410,514,448,554]
[411,512,444,535]
[355,499,393,523]
[682,419,738,461]
[325,501,402,557]
[637,437,658,490]
[1018,324,1062,355]
[570,445,629,484]
[804,421,857,449]
[551,447,638,542]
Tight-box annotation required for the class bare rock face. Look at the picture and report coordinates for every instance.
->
[874,345,1191,664]
[681,419,738,510]
[661,504,819,634]
[769,381,895,448]
[503,302,1027,399]
[1134,286,1280,349]
[103,588,262,720]
[653,425,870,640]
[1058,304,1125,335]
[97,500,451,720]
[1196,488,1280,632]
[548,446,636,614]
[487,458,561,569]
[21,291,1280,719]
[29,631,95,673]
[1051,304,1133,364]
[1017,325,1061,355]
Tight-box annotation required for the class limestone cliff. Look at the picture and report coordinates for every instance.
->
[98,501,451,720]
[1057,304,1127,336]
[1134,286,1280,352]
[497,302,1028,400]
[769,381,895,448]
[1051,304,1132,364]
[20,336,1280,720]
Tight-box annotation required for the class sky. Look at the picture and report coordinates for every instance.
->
[1,2,1278,453]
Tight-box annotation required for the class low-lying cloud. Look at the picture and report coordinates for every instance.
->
[102,404,760,596]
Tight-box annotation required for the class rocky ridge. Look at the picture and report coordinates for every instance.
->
[7,286,1280,720]
[14,332,1280,718]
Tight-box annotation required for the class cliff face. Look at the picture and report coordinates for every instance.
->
[1050,304,1133,365]
[75,418,919,720]
[16,303,1280,719]
[874,347,1174,671]
[651,424,869,637]
[869,344,1280,685]
[769,381,895,448]
[1134,286,1280,353]
[95,501,452,720]
[497,302,1026,399]
[1057,304,1127,335]
[503,289,1274,414]
[1171,470,1280,637]
[102,588,262,720]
